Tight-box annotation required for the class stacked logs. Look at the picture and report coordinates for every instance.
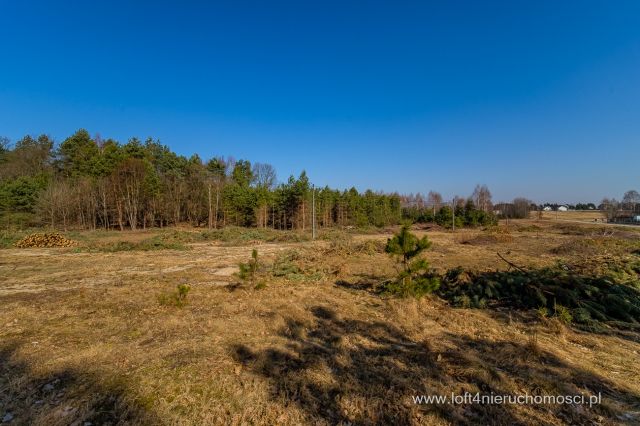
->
[14,233,77,248]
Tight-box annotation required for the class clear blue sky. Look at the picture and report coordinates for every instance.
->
[1,1,639,203]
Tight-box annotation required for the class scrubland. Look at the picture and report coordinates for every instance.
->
[1,219,639,425]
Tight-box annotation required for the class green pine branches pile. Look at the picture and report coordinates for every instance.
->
[437,258,640,329]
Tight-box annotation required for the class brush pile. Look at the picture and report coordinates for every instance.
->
[437,257,640,329]
[14,233,77,248]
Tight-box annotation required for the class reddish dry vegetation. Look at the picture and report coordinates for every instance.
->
[1,220,639,425]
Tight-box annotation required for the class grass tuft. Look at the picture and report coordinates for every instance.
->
[158,284,191,307]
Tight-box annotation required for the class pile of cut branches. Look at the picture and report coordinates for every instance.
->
[437,253,640,329]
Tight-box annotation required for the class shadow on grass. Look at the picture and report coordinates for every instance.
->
[233,306,640,425]
[335,273,388,293]
[0,344,158,425]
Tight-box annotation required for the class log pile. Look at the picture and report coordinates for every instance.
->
[14,233,77,248]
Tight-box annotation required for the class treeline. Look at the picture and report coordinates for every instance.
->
[601,191,640,212]
[401,185,498,227]
[0,130,402,230]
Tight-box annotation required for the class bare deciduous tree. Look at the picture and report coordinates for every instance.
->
[512,197,533,219]
[37,179,69,228]
[601,198,619,221]
[622,190,640,212]
[472,184,493,213]
[111,159,147,230]
[252,163,276,189]
[427,191,442,215]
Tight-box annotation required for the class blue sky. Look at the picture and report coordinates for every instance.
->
[1,1,639,203]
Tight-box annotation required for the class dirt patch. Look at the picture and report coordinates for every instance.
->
[211,266,238,276]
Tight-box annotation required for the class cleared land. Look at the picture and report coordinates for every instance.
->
[538,210,606,222]
[1,221,640,425]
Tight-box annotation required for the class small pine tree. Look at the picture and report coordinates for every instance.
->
[239,248,259,286]
[384,225,439,297]
[175,284,191,307]
[385,224,431,273]
[158,283,191,307]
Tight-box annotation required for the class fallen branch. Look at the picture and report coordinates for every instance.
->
[496,252,527,273]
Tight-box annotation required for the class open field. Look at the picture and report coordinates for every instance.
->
[537,210,640,229]
[537,210,606,222]
[1,221,640,425]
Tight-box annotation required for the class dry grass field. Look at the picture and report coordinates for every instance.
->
[537,210,606,222]
[1,220,640,425]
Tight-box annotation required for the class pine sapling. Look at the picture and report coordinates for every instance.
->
[384,225,440,297]
[239,248,260,287]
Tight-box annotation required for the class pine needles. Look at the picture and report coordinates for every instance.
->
[382,225,440,298]
[437,258,640,329]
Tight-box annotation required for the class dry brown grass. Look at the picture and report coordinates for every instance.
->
[1,222,639,425]
[538,210,606,222]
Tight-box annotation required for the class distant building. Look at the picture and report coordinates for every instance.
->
[558,206,568,212]
[543,206,552,211]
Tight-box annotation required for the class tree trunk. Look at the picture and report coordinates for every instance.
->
[208,184,213,229]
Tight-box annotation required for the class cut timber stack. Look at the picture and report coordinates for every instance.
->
[15,233,77,248]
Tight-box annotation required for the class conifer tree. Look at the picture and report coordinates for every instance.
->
[384,225,439,296]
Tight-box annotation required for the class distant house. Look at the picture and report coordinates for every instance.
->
[543,206,552,211]
[558,206,568,212]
